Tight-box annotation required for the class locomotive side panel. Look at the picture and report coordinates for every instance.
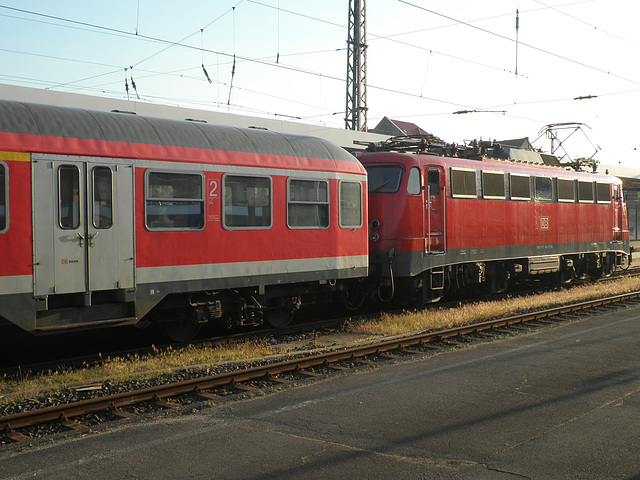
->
[362,150,630,304]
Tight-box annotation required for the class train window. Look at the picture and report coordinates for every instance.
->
[596,182,611,203]
[510,174,530,200]
[223,175,271,229]
[366,165,402,194]
[450,168,477,198]
[427,169,440,197]
[0,162,6,233]
[482,171,505,199]
[578,181,594,203]
[59,165,81,229]
[92,167,113,229]
[534,177,552,202]
[407,167,421,195]
[557,178,575,202]
[145,171,204,230]
[287,179,329,229]
[339,181,363,228]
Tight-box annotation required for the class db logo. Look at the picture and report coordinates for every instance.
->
[540,217,550,230]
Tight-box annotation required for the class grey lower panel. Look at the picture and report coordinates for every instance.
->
[135,265,369,321]
[374,240,630,278]
[136,255,368,285]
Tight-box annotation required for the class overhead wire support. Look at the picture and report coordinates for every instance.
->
[345,0,367,131]
[515,8,519,76]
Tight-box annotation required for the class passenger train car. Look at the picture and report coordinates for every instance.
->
[359,140,631,305]
[0,100,368,340]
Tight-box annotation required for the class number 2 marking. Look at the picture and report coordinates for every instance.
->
[209,180,218,198]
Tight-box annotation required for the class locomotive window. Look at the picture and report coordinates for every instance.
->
[223,175,271,229]
[366,165,402,194]
[596,182,611,203]
[427,169,440,197]
[578,181,594,203]
[339,181,363,228]
[287,179,329,229]
[407,167,421,195]
[534,177,552,202]
[0,162,6,233]
[145,171,204,230]
[557,178,575,202]
[450,168,477,198]
[59,165,81,230]
[510,174,530,200]
[92,167,113,229]
[482,171,505,199]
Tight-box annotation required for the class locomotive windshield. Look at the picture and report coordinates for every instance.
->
[365,165,403,193]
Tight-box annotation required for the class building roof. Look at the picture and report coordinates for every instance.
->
[370,116,443,143]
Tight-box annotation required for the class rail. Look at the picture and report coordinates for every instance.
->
[2,289,640,441]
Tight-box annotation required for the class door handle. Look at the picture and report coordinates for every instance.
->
[77,232,85,247]
[88,232,99,247]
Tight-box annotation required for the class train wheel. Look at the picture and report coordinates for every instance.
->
[266,309,294,328]
[488,264,510,294]
[160,307,206,342]
[161,319,201,343]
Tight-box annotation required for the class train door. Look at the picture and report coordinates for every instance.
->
[33,156,134,301]
[613,184,623,241]
[424,166,445,253]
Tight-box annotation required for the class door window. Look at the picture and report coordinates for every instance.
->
[59,165,80,229]
[92,166,113,228]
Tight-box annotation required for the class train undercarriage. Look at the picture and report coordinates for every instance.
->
[376,250,632,307]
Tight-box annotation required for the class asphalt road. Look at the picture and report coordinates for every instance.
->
[2,305,640,479]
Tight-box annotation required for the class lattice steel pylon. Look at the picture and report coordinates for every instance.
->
[345,0,367,131]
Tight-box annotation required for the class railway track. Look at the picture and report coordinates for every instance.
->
[2,288,640,446]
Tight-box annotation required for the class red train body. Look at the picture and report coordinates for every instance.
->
[359,148,630,304]
[0,100,632,339]
[0,101,367,337]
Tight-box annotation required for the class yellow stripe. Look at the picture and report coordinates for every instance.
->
[0,151,30,162]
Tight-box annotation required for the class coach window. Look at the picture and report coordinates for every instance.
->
[450,168,477,198]
[223,175,271,229]
[366,165,402,193]
[596,182,611,203]
[146,171,204,230]
[557,178,575,202]
[59,165,81,229]
[92,166,113,229]
[407,167,421,195]
[287,179,329,229]
[578,180,594,203]
[534,177,552,202]
[482,171,505,199]
[0,162,6,232]
[339,181,363,228]
[510,174,530,201]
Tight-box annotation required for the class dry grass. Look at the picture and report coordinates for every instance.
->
[2,276,640,403]
[345,277,640,336]
[0,339,276,403]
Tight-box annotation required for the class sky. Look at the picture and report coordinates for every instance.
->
[1,0,639,167]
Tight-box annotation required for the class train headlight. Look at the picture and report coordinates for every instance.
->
[370,232,380,243]
[371,219,381,230]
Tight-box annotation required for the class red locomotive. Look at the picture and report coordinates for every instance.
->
[358,137,631,305]
[0,100,368,340]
